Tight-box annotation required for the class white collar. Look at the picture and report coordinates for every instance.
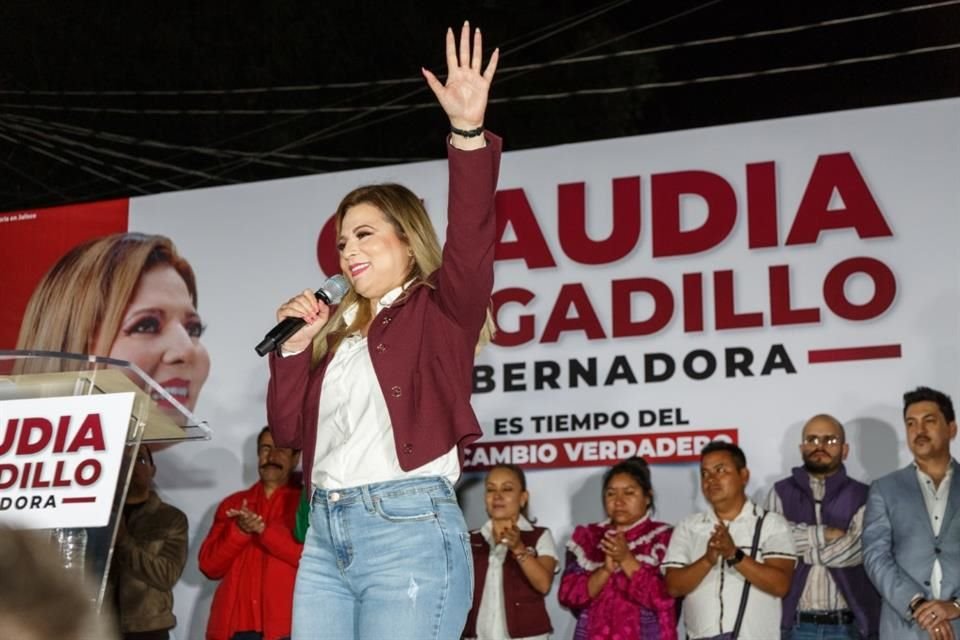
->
[341,279,413,328]
[704,498,757,525]
[914,461,955,483]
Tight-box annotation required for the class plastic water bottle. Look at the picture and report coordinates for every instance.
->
[52,527,88,575]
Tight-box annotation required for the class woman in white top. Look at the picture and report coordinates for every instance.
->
[463,464,558,640]
[266,24,501,640]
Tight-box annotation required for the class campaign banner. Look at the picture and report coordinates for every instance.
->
[2,98,958,639]
[0,392,134,529]
[464,428,738,470]
[0,199,129,350]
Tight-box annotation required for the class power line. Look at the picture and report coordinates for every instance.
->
[0,116,241,185]
[480,41,960,102]
[27,0,634,200]
[0,122,147,194]
[193,0,727,185]
[25,38,948,118]
[8,0,955,119]
[0,139,70,199]
[0,0,953,99]
[213,35,960,148]
[0,112,418,169]
[0,0,632,98]
[0,121,177,192]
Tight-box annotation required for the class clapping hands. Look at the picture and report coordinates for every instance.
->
[227,499,265,535]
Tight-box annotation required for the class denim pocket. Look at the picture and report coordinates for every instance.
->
[372,493,438,522]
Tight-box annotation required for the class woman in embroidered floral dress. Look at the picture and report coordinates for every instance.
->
[558,457,677,640]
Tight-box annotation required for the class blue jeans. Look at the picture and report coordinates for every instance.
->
[782,621,861,639]
[291,476,473,640]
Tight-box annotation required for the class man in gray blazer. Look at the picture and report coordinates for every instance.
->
[863,386,960,639]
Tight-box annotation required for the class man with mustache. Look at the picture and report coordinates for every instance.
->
[765,414,880,639]
[863,387,960,640]
[199,427,303,640]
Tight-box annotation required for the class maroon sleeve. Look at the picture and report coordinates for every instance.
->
[265,348,312,449]
[434,133,502,340]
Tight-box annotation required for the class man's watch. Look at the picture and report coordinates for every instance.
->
[727,549,746,566]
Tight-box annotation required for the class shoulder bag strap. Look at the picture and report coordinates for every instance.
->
[730,511,767,639]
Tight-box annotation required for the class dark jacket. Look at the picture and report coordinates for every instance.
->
[113,491,188,633]
[267,134,502,495]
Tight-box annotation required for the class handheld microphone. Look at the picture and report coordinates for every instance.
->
[255,274,350,357]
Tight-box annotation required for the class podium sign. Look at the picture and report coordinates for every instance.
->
[0,392,133,529]
[0,350,210,608]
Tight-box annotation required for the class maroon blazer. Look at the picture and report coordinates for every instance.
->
[267,133,502,495]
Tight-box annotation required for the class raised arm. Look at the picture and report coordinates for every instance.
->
[422,24,503,338]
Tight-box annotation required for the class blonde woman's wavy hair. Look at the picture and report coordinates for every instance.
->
[14,233,197,373]
[311,183,494,367]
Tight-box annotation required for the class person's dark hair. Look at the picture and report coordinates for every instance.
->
[602,457,655,514]
[903,386,956,423]
[700,440,747,470]
[258,426,301,454]
[487,464,535,521]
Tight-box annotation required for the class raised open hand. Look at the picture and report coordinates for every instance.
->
[422,21,499,131]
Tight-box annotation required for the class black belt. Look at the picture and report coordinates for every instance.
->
[797,610,855,625]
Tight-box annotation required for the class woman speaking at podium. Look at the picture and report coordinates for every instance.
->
[266,23,501,640]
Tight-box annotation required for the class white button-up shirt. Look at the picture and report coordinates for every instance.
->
[916,463,953,599]
[303,284,459,489]
[662,500,797,640]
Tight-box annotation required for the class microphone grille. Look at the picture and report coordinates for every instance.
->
[321,274,350,304]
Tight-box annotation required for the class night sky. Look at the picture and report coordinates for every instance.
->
[0,0,957,210]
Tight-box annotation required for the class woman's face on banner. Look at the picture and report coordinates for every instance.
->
[108,264,210,414]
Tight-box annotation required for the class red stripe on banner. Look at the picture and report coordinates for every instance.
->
[808,344,902,364]
[62,497,97,504]
[0,198,130,350]
[463,428,738,471]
